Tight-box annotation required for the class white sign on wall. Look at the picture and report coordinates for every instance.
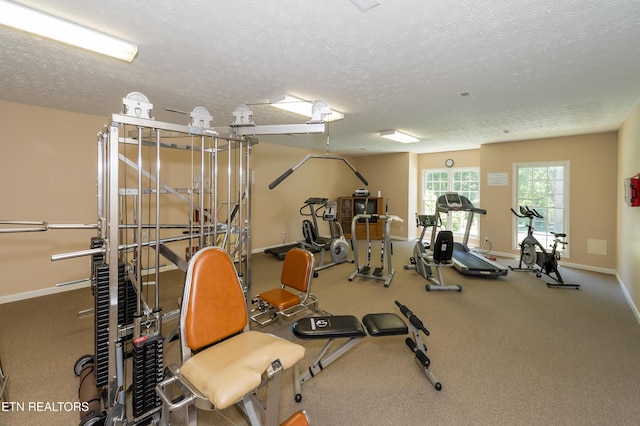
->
[487,172,509,186]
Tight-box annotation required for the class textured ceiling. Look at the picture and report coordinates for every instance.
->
[1,0,639,155]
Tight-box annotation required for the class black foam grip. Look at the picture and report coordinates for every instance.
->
[415,349,430,368]
[396,301,430,335]
[269,168,294,189]
[405,337,417,352]
[395,300,411,318]
[354,170,369,186]
[409,315,430,336]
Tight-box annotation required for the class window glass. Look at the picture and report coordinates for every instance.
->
[422,168,480,239]
[514,162,569,255]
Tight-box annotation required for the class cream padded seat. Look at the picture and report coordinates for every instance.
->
[180,330,304,409]
[156,246,305,426]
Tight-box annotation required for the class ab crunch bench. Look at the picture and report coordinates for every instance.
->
[291,301,442,402]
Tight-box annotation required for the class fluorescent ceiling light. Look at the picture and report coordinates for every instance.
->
[269,94,344,122]
[349,0,381,12]
[0,0,138,62]
[379,130,420,143]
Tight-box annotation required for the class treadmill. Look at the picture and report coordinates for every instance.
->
[430,193,508,277]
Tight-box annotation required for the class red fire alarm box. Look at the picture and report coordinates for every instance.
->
[625,174,640,207]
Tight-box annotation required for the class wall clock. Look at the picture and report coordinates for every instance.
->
[445,158,454,168]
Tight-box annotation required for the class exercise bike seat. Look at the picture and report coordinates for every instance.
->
[302,219,332,247]
[551,232,566,238]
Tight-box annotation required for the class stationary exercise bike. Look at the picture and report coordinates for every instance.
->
[509,206,579,289]
[404,214,461,292]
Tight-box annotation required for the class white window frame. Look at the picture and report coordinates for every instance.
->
[421,167,481,240]
[512,161,570,257]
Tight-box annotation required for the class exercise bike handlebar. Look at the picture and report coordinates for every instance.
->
[511,206,543,219]
[510,208,524,218]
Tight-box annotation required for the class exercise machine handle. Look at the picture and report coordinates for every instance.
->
[510,208,524,218]
[395,299,410,316]
[405,337,430,367]
[531,208,543,218]
[395,300,430,335]
[354,170,369,186]
[268,153,369,189]
[268,168,294,189]
[0,220,99,234]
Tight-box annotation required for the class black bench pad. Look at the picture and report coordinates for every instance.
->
[362,313,408,336]
[293,313,408,339]
[293,315,366,339]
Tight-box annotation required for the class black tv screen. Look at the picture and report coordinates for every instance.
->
[355,199,377,221]
[355,200,377,215]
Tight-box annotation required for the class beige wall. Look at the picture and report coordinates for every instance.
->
[352,152,415,240]
[480,133,618,270]
[0,101,104,299]
[418,149,481,171]
[617,101,640,319]
[414,140,618,270]
[0,100,631,307]
[251,143,361,249]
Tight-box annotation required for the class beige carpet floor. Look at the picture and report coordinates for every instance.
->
[1,240,640,425]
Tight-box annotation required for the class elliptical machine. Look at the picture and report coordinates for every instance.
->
[404,214,462,292]
[510,206,579,289]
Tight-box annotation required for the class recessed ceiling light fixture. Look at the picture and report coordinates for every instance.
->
[269,94,344,122]
[379,130,420,143]
[0,0,138,62]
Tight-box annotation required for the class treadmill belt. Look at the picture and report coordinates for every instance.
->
[452,244,507,276]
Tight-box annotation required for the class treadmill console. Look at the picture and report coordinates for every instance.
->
[444,192,462,208]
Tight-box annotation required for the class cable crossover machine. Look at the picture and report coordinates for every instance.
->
[0,92,334,426]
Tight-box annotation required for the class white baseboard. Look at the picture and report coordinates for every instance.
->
[476,250,617,275]
[616,273,640,324]
[0,279,91,305]
[0,264,180,305]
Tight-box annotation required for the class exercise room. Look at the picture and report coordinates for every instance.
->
[1,1,640,425]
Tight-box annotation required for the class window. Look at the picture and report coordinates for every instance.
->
[513,161,570,256]
[422,168,480,239]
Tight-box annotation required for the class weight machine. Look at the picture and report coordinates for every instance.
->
[75,93,256,425]
[0,92,330,425]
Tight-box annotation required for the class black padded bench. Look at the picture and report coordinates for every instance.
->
[292,306,440,402]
